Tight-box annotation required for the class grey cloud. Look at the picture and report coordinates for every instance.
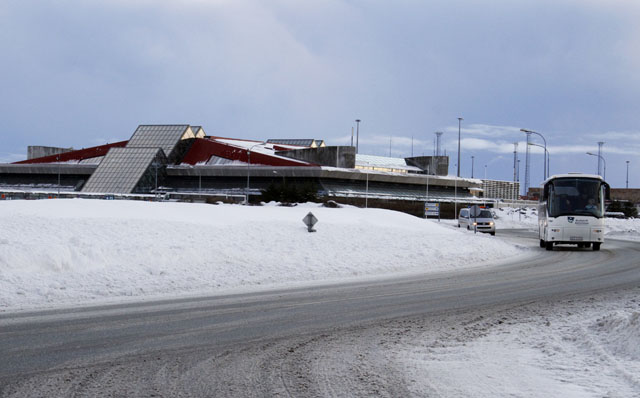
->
[2,0,640,187]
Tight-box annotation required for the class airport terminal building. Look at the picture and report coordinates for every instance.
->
[1,124,487,217]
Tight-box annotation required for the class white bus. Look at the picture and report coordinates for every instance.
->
[538,173,610,251]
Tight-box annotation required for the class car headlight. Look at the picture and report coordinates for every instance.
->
[489,222,494,226]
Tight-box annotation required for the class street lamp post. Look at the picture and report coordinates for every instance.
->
[527,142,550,182]
[246,142,265,204]
[520,128,547,179]
[57,154,61,196]
[355,119,361,154]
[484,165,487,205]
[425,172,429,201]
[457,117,463,177]
[365,171,369,208]
[586,152,606,180]
[454,164,458,220]
[626,160,630,188]
[471,155,474,178]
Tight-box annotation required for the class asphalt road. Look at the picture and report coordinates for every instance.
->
[1,229,639,396]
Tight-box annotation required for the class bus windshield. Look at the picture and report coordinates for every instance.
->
[548,178,603,218]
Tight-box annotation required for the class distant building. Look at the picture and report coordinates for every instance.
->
[1,124,484,217]
[482,179,520,201]
[28,146,74,160]
[266,138,325,148]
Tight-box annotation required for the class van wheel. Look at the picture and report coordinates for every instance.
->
[457,224,460,228]
[467,225,470,230]
[545,241,553,251]
[593,242,601,251]
[539,239,545,248]
[490,232,495,236]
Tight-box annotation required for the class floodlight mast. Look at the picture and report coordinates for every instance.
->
[355,119,361,154]
[527,142,550,182]
[520,128,547,180]
[457,118,463,177]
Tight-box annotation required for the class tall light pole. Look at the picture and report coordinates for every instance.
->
[355,119,361,154]
[471,155,475,178]
[246,142,265,204]
[513,142,518,201]
[454,165,458,220]
[57,154,61,196]
[365,171,369,208]
[517,159,521,197]
[626,160,630,188]
[597,142,605,176]
[457,117,463,177]
[586,152,606,180]
[527,142,550,182]
[434,131,443,175]
[484,164,487,204]
[520,128,547,180]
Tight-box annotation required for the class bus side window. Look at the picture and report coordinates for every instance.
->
[547,184,555,215]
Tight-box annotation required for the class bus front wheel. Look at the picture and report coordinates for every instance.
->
[545,241,553,251]
[593,242,601,251]
[539,239,545,248]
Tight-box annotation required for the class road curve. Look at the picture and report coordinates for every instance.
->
[1,230,639,396]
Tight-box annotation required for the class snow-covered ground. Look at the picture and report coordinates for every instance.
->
[0,199,526,312]
[396,287,640,397]
[1,199,639,396]
[604,217,640,241]
[492,206,539,229]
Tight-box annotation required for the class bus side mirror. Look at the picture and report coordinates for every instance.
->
[603,182,611,200]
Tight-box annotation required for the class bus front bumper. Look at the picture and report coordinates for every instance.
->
[547,227,604,243]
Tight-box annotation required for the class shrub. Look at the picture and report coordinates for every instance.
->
[261,181,319,204]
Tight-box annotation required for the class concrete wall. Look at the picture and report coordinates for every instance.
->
[276,146,356,168]
[327,197,481,218]
[28,146,74,160]
[405,156,449,176]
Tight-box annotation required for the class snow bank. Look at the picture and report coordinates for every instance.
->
[0,199,525,311]
[604,218,640,241]
[588,311,640,361]
[492,206,538,229]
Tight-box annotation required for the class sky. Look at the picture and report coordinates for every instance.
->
[1,0,639,189]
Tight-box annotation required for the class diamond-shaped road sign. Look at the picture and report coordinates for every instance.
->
[302,212,318,232]
[469,205,482,217]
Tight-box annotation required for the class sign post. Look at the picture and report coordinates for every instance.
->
[302,212,318,232]
[469,204,482,234]
[425,202,440,221]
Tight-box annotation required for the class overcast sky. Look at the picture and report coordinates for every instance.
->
[1,0,639,188]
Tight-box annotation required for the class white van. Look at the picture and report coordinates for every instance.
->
[458,208,496,235]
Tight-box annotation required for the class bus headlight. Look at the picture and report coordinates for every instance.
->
[551,228,561,233]
[592,229,603,234]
